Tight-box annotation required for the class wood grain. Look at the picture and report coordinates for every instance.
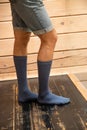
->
[1,65,87,81]
[1,32,87,56]
[0,75,87,129]
[0,0,87,80]
[0,49,87,73]
[69,74,87,100]
[1,0,87,21]
[0,15,87,39]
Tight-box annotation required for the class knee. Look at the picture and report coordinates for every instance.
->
[14,35,29,54]
[39,29,58,50]
[14,31,31,49]
[13,30,31,55]
[15,35,29,48]
[51,32,58,45]
[48,31,58,45]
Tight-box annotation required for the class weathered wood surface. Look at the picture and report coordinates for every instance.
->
[0,81,15,130]
[1,15,87,39]
[0,75,87,130]
[1,0,87,21]
[0,0,87,80]
[69,74,87,101]
[0,49,87,74]
[1,32,87,56]
[75,72,87,89]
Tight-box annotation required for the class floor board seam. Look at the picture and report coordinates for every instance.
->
[68,74,87,101]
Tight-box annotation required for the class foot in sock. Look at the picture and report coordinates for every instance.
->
[37,60,70,105]
[18,88,38,103]
[38,92,70,105]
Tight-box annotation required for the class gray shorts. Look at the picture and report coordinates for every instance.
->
[10,0,54,35]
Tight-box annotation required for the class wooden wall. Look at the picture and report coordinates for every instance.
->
[0,0,87,81]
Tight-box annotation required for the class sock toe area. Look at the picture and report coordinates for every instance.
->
[38,93,70,105]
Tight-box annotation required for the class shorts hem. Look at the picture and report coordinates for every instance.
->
[13,27,32,33]
[13,25,54,35]
[33,25,54,35]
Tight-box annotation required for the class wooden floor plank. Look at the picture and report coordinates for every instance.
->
[0,75,87,130]
[69,74,87,101]
[0,81,16,130]
[81,81,87,89]
[75,72,87,81]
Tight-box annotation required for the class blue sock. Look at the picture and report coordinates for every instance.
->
[13,56,38,103]
[37,60,70,105]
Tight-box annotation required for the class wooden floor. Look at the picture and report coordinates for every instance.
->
[0,75,87,130]
[75,72,87,90]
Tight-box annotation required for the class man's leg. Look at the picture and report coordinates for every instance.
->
[37,29,70,105]
[13,29,38,103]
[10,0,70,105]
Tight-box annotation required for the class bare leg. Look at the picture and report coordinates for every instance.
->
[37,29,70,105]
[13,29,38,103]
[38,29,57,61]
[13,29,30,56]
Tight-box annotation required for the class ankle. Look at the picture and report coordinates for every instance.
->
[39,91,50,98]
